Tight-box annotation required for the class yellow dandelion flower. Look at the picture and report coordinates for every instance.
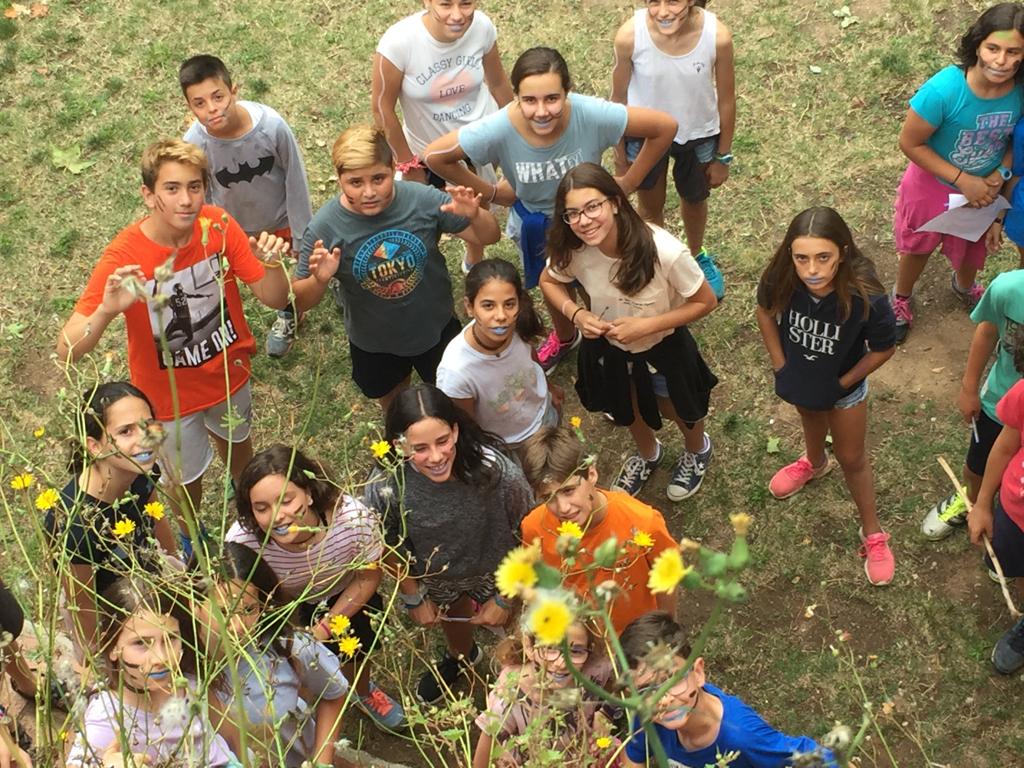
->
[556,520,584,539]
[10,473,35,490]
[730,512,752,536]
[111,518,136,538]
[595,736,612,750]
[495,554,537,599]
[631,530,655,548]
[569,416,582,429]
[144,501,166,520]
[337,635,362,657]
[648,548,690,595]
[370,439,392,459]
[34,488,60,511]
[527,591,574,646]
[328,614,351,637]
[33,426,45,438]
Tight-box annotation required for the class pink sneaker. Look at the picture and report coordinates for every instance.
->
[768,455,832,499]
[859,530,895,586]
[891,292,912,344]
[537,329,581,373]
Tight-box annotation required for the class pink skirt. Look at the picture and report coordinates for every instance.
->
[893,162,988,270]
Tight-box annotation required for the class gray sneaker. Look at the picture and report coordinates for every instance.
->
[992,617,1024,674]
[666,435,713,501]
[611,443,664,497]
[266,311,296,358]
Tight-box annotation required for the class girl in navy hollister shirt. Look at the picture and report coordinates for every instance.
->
[755,207,897,586]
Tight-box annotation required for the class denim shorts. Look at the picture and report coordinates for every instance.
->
[834,379,868,409]
[624,135,718,202]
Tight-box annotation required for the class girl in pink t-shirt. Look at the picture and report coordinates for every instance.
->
[968,366,1024,674]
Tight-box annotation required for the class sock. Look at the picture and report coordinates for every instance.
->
[642,441,662,463]
[700,433,711,453]
[895,292,910,300]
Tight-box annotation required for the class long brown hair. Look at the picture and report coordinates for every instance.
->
[759,206,884,322]
[547,163,656,296]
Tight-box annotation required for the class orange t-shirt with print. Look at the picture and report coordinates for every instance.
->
[520,489,678,633]
[75,206,265,421]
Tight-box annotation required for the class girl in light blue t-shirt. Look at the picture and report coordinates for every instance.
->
[423,46,677,371]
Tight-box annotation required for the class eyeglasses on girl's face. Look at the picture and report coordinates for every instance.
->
[562,197,609,225]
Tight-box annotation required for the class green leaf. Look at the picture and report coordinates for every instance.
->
[534,561,563,590]
[766,436,781,454]
[51,145,97,175]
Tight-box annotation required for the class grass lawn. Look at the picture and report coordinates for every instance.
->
[1,0,1022,765]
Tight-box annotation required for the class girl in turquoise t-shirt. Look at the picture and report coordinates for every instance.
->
[892,3,1024,344]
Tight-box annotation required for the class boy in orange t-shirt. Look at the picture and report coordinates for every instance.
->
[57,139,290,524]
[520,426,679,632]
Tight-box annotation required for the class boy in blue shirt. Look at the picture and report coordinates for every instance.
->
[180,54,313,358]
[621,612,835,768]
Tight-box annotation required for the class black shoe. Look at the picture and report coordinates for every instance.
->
[416,643,482,705]
[992,617,1024,675]
[611,443,664,497]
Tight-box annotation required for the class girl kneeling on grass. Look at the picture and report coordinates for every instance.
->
[365,384,533,706]
[436,258,560,448]
[755,207,897,586]
[472,619,618,768]
[227,444,405,732]
[66,577,240,767]
[195,542,350,767]
[540,162,718,501]
[45,381,178,654]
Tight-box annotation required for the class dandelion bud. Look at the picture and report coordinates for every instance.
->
[822,724,852,751]
[154,254,175,283]
[592,536,620,569]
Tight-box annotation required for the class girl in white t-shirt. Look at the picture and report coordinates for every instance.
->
[437,258,560,446]
[541,162,718,501]
[372,0,513,271]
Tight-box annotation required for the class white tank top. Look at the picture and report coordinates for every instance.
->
[626,8,720,144]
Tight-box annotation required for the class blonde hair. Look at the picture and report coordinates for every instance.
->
[331,125,393,175]
[140,138,209,191]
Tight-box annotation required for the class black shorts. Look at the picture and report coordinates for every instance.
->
[296,591,384,661]
[426,159,477,191]
[984,494,1024,578]
[349,316,461,399]
[965,409,1003,477]
[624,135,718,203]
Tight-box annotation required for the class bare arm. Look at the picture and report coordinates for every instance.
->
[707,22,736,189]
[754,305,786,371]
[617,107,677,194]
[959,321,999,421]
[56,264,148,363]
[837,347,895,389]
[482,44,513,107]
[539,269,611,339]
[312,695,344,767]
[423,132,496,199]
[899,110,1002,206]
[471,731,494,768]
[371,53,427,183]
[292,240,339,314]
[969,424,1017,544]
[329,567,381,619]
[450,396,476,419]
[610,20,636,174]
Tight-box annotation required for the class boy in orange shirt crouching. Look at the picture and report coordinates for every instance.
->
[519,426,679,632]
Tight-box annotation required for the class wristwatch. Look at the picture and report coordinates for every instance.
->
[713,152,734,166]
[998,164,1013,181]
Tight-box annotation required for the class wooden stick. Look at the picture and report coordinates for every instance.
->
[937,456,1022,618]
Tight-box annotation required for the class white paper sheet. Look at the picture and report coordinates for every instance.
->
[915,194,1010,242]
